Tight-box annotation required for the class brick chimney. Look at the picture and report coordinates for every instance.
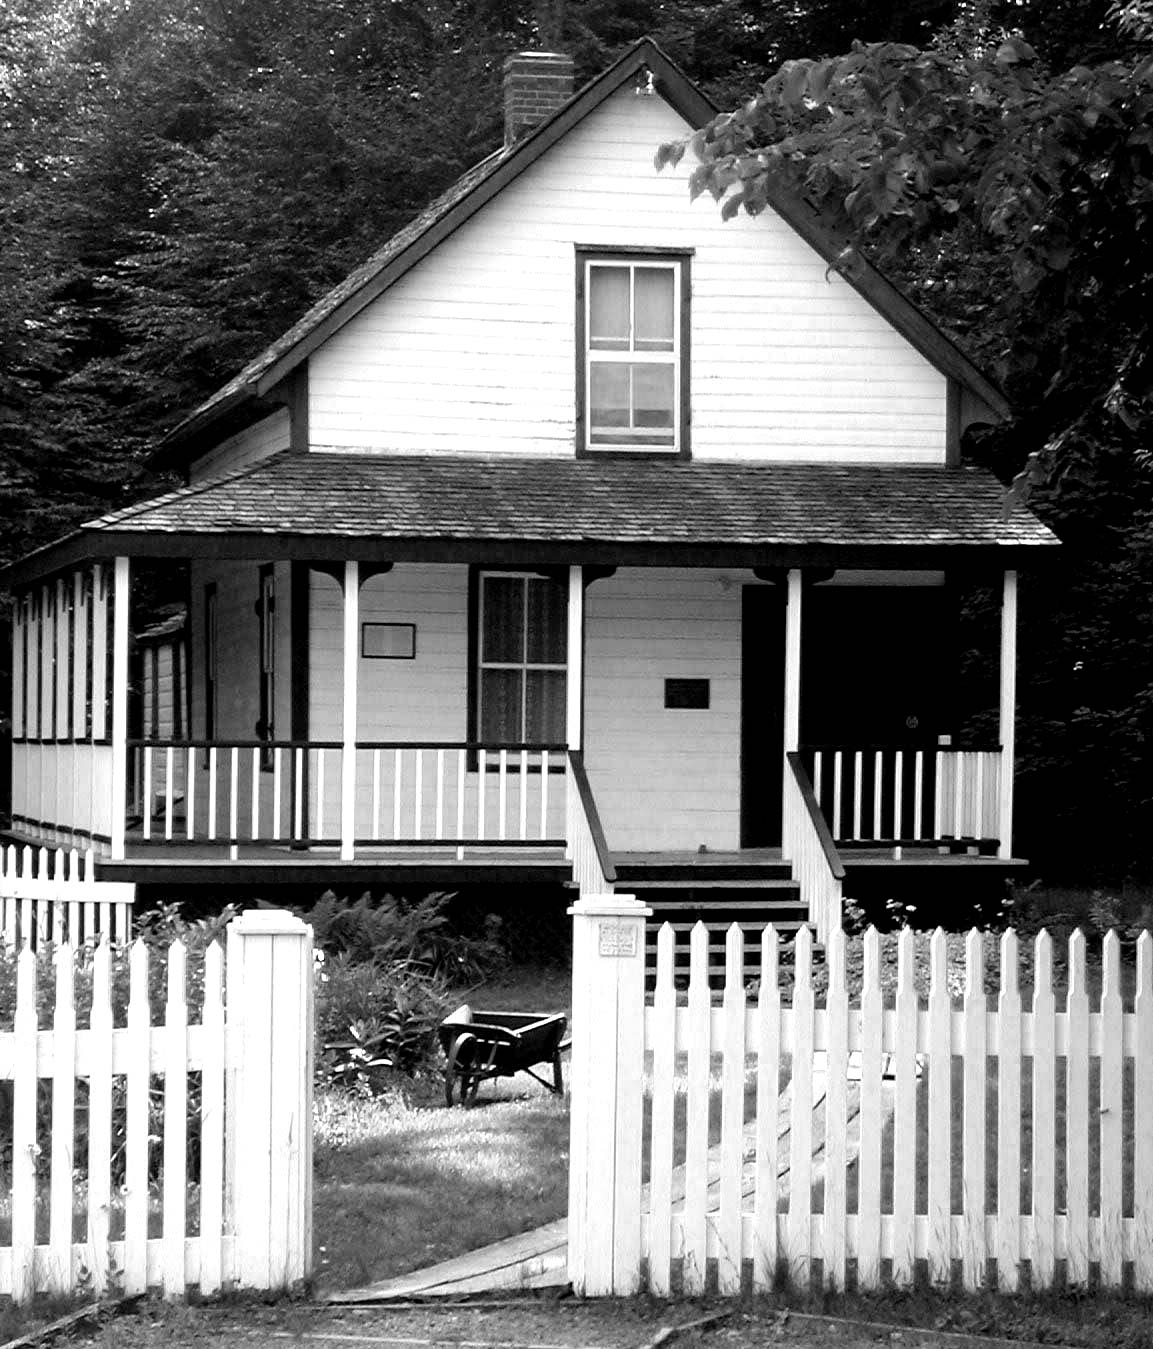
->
[503,51,574,148]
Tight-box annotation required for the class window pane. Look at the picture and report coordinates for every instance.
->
[634,268,674,351]
[482,576,523,662]
[633,363,675,428]
[480,668,522,742]
[590,363,630,428]
[526,670,566,742]
[589,267,630,349]
[525,579,567,663]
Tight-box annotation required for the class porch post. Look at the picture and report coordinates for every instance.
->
[998,569,1018,860]
[784,568,803,753]
[566,566,584,751]
[340,561,359,861]
[110,556,130,862]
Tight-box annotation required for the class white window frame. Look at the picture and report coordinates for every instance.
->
[582,256,683,454]
[476,571,567,747]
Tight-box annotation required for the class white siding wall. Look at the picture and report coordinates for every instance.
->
[309,87,947,462]
[584,568,743,852]
[190,409,290,483]
[309,565,469,743]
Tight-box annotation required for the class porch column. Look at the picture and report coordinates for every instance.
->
[783,568,803,753]
[340,561,359,861]
[566,566,584,751]
[998,569,1018,860]
[110,556,130,861]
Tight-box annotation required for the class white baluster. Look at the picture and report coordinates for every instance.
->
[229,747,239,860]
[435,749,446,840]
[498,749,508,841]
[519,749,529,841]
[539,749,550,841]
[873,749,883,840]
[186,748,196,841]
[272,747,282,841]
[208,747,218,841]
[852,749,863,840]
[913,750,924,840]
[250,747,260,839]
[315,748,326,839]
[413,748,424,841]
[393,749,403,840]
[293,747,304,840]
[477,749,487,839]
[142,747,153,840]
[371,749,381,840]
[165,747,175,841]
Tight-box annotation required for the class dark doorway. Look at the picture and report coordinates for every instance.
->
[800,586,950,748]
[740,585,785,847]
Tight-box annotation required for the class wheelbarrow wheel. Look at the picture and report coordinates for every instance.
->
[444,1032,480,1107]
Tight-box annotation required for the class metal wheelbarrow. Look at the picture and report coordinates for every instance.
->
[438,1005,570,1106]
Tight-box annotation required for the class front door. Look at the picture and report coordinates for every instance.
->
[740,585,785,847]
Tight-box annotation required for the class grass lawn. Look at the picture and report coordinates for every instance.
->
[312,959,573,1290]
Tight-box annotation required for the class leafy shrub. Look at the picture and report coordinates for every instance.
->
[308,890,504,984]
[314,952,451,1093]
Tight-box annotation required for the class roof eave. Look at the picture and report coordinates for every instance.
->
[0,527,1059,590]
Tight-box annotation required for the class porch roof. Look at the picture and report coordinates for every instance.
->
[2,453,1059,586]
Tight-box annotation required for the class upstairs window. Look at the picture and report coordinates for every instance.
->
[578,252,689,455]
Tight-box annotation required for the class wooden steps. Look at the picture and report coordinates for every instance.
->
[612,853,812,987]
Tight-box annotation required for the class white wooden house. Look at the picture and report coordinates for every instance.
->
[1,40,1058,938]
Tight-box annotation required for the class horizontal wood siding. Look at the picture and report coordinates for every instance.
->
[309,88,947,462]
[190,408,290,483]
[584,568,742,851]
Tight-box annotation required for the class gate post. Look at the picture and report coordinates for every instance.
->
[567,892,650,1296]
[226,909,314,1290]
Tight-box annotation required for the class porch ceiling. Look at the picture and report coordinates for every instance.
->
[2,452,1059,586]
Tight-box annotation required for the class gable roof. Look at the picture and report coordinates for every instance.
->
[0,453,1057,587]
[155,37,1009,468]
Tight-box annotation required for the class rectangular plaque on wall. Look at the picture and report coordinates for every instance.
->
[664,678,709,709]
[362,623,416,659]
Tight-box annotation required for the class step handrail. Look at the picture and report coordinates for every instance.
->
[783,751,844,943]
[566,751,616,890]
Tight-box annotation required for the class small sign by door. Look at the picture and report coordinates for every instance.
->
[598,922,639,958]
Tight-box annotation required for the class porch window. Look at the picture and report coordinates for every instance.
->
[475,572,566,745]
[578,252,689,455]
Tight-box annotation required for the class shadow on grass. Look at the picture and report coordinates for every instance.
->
[313,1078,569,1290]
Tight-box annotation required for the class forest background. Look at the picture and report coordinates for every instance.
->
[1,0,1150,884]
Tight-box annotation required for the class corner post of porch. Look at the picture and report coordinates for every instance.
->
[998,569,1018,860]
[110,556,130,862]
[340,561,359,862]
[784,568,803,756]
[566,566,584,752]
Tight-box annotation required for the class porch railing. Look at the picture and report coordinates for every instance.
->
[353,743,566,847]
[782,752,843,944]
[125,739,566,856]
[565,752,616,897]
[804,744,1002,848]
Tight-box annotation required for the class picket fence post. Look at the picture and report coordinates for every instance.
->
[225,909,314,1290]
[567,892,649,1296]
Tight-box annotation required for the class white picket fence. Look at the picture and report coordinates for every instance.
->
[0,909,312,1302]
[568,898,1153,1296]
[0,845,133,947]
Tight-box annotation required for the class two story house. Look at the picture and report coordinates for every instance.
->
[2,39,1058,947]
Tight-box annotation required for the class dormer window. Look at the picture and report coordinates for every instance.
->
[577,250,690,456]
